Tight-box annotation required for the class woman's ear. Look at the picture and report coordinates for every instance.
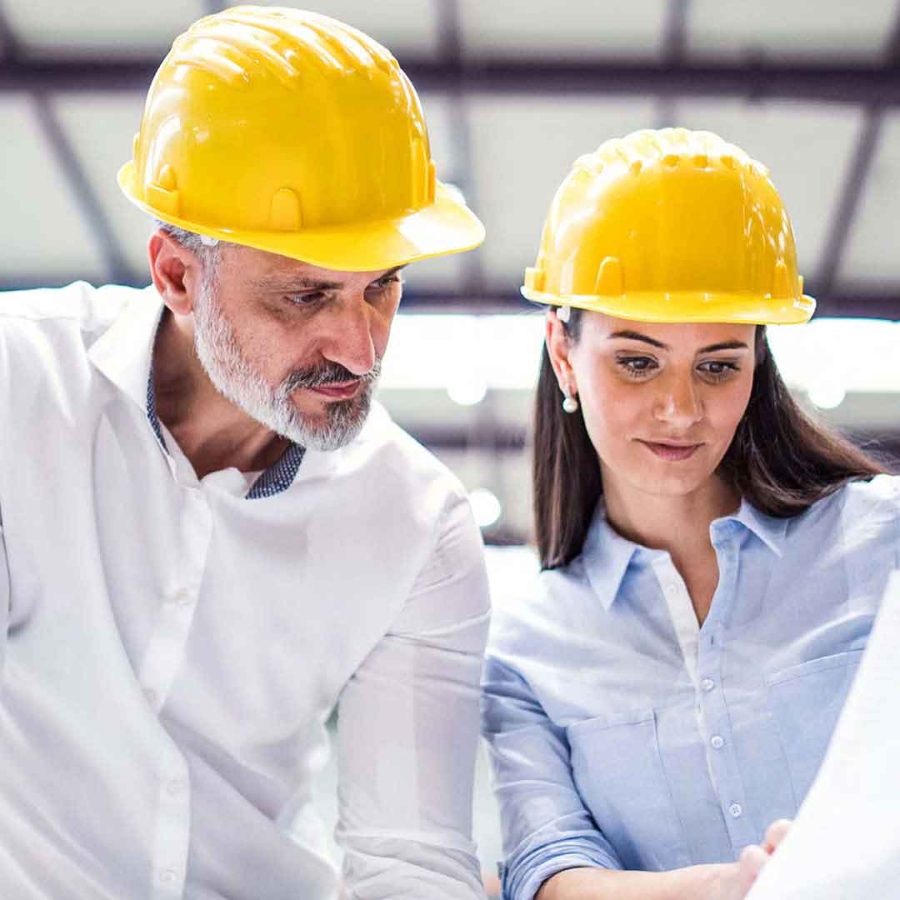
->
[545,308,576,393]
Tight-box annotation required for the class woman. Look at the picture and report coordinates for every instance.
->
[482,129,898,900]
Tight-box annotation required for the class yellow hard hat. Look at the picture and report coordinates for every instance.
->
[118,6,484,271]
[522,128,815,324]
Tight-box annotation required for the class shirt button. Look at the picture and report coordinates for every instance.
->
[711,735,725,750]
[167,778,187,796]
[171,589,193,607]
[143,688,158,707]
[665,583,679,596]
[701,678,715,692]
[729,803,743,818]
[157,869,179,885]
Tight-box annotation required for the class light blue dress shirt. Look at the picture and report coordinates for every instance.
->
[482,476,900,900]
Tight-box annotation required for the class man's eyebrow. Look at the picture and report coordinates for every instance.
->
[251,265,406,293]
[251,275,344,292]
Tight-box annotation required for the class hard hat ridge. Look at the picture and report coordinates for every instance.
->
[183,7,399,83]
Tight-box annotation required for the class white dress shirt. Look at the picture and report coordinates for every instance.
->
[0,282,491,900]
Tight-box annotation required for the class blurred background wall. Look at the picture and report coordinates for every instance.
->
[2,0,899,891]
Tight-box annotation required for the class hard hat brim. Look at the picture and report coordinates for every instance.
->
[119,163,484,272]
[520,287,816,326]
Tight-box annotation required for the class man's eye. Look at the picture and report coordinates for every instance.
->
[369,275,402,292]
[286,292,325,306]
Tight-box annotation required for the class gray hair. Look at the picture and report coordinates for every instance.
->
[152,219,222,274]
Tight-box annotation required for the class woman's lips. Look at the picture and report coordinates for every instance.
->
[638,440,702,461]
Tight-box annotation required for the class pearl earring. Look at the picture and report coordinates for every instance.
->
[562,386,579,414]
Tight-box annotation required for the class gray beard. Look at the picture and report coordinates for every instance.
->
[192,274,379,451]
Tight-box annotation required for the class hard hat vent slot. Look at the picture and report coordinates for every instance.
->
[594,257,624,296]
[158,164,177,192]
[146,165,180,216]
[772,260,793,299]
[269,188,303,231]
[524,267,546,293]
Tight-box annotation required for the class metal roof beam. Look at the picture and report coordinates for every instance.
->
[817,9,900,297]
[0,58,899,104]
[2,279,895,318]
[398,288,900,319]
[31,93,136,285]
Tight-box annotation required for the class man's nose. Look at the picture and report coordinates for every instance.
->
[319,297,378,377]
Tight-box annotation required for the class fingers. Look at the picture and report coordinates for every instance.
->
[762,818,792,854]
[732,820,792,898]
[739,843,770,881]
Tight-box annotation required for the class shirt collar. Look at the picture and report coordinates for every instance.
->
[582,503,642,612]
[88,284,165,415]
[722,498,788,557]
[581,495,787,611]
[88,285,305,499]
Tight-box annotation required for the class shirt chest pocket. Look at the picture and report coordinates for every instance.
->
[566,709,690,871]
[766,649,864,808]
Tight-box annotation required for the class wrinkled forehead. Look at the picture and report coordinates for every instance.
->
[220,243,401,291]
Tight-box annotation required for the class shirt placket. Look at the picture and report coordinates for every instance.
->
[138,482,212,897]
[696,525,757,851]
[652,536,757,853]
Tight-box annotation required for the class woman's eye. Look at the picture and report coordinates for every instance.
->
[617,356,658,377]
[698,360,740,380]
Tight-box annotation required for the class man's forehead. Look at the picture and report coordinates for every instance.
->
[230,246,403,290]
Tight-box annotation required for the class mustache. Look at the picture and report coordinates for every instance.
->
[279,358,382,393]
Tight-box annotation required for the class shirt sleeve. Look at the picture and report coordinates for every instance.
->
[335,491,491,899]
[0,521,8,679]
[482,653,623,900]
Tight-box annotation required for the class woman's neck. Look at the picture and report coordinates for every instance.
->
[602,470,740,625]
[602,470,740,555]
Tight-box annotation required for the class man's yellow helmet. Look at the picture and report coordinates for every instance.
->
[119,6,484,271]
[522,128,815,324]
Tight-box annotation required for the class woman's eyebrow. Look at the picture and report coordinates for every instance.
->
[608,332,750,355]
[697,340,750,353]
[608,330,668,349]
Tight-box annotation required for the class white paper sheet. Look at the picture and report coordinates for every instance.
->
[747,569,900,899]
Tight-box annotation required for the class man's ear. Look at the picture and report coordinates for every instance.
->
[545,308,577,394]
[148,230,203,316]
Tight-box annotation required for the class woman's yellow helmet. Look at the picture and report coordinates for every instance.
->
[523,128,815,325]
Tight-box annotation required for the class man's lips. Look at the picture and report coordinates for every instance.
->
[637,440,703,461]
[309,381,361,400]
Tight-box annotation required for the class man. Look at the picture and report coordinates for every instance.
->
[0,7,489,899]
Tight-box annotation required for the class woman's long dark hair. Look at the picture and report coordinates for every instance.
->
[534,310,890,569]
